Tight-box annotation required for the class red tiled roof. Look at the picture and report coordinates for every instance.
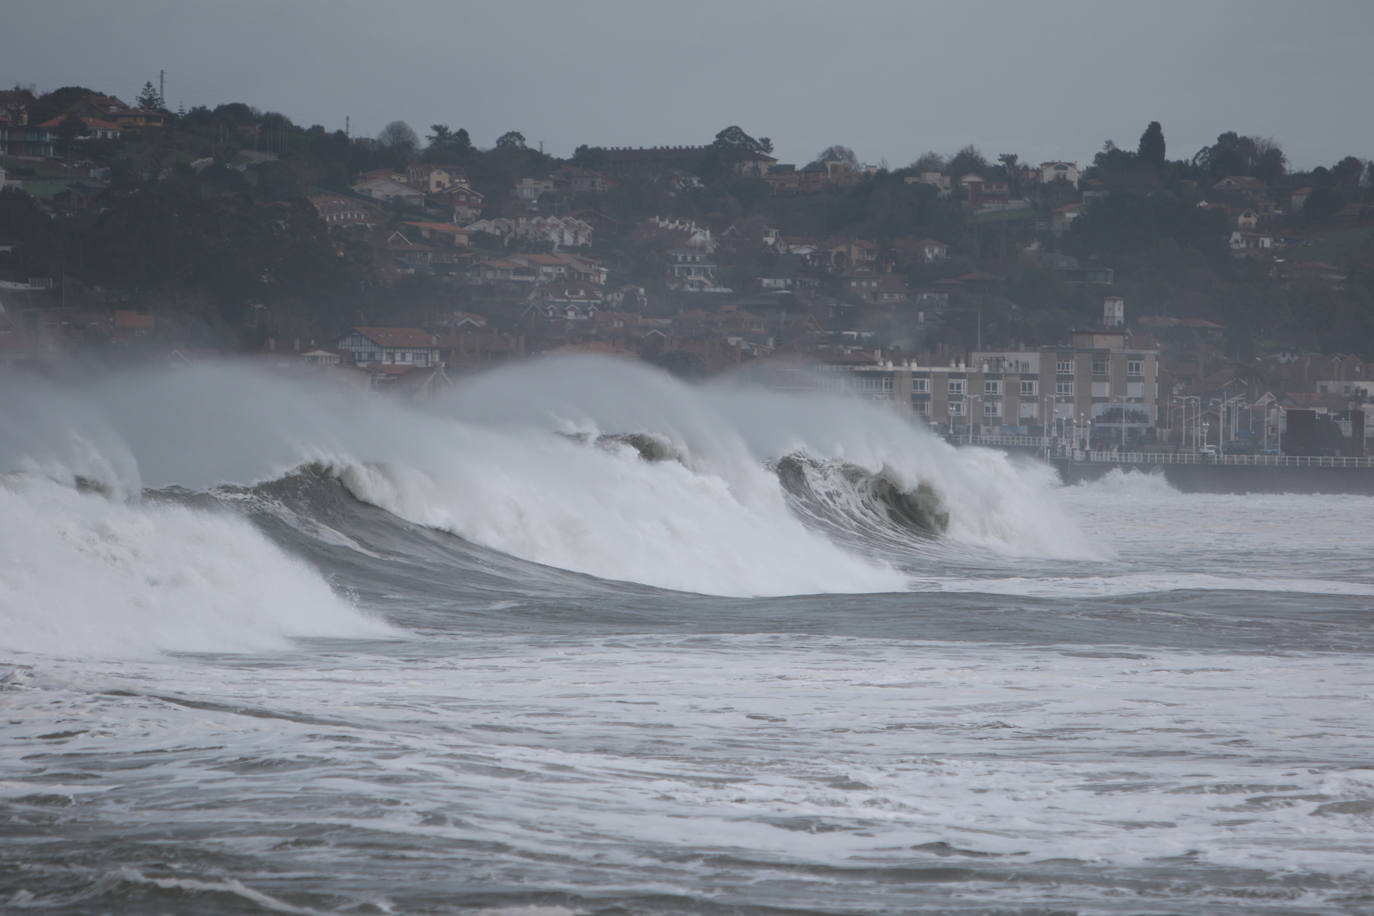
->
[404,221,468,233]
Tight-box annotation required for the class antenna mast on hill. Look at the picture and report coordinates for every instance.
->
[345,115,350,138]
[159,70,165,105]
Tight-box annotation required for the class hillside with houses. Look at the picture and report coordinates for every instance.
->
[3,83,1374,453]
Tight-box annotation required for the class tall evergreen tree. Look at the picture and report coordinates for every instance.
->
[1137,121,1165,166]
[136,80,164,111]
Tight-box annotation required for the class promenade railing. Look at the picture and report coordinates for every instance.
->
[961,435,1374,469]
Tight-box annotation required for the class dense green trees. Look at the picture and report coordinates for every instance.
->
[811,145,857,168]
[424,124,472,163]
[1191,132,1287,184]
[945,145,987,179]
[710,125,772,156]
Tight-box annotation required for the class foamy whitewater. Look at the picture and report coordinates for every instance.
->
[2,358,1372,914]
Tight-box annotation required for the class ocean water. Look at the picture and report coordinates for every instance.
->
[2,358,1372,915]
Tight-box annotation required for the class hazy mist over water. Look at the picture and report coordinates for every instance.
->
[3,359,1373,914]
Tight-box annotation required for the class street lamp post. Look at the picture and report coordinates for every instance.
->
[1041,394,1050,461]
[1178,395,1201,451]
[1218,391,1245,458]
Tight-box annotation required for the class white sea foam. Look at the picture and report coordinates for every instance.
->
[914,571,1374,598]
[1070,466,1180,497]
[0,475,394,658]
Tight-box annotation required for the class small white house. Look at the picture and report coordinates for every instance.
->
[1039,161,1080,188]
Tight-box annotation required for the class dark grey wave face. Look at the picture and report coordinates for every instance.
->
[595,431,684,464]
[774,452,949,544]
[180,465,1374,654]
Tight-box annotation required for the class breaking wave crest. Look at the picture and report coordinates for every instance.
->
[1,357,1100,618]
[774,453,949,550]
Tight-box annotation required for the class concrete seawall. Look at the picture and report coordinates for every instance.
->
[1051,459,1374,494]
[961,439,1374,494]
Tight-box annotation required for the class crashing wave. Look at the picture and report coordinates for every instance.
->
[773,453,949,540]
[595,431,683,464]
[1,358,1098,604]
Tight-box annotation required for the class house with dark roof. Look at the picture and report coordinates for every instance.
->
[336,327,441,368]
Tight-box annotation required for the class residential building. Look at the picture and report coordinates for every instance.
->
[526,283,605,319]
[477,258,538,284]
[1229,230,1274,257]
[0,123,55,157]
[405,164,465,193]
[841,270,908,304]
[1039,161,1080,188]
[1103,296,1124,327]
[891,237,949,264]
[402,221,470,249]
[434,184,484,222]
[666,248,727,292]
[309,195,377,228]
[800,328,1159,444]
[38,115,121,142]
[514,177,554,202]
[336,327,441,368]
[466,216,592,248]
[822,237,878,271]
[971,329,1160,443]
[352,176,424,207]
[108,108,166,131]
[551,166,615,194]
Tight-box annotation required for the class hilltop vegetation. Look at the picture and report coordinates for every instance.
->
[2,84,1373,361]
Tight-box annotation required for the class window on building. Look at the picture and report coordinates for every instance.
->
[983,400,1002,417]
[1092,358,1109,376]
[1127,360,1143,377]
[984,380,1001,395]
[1056,360,1073,375]
[1056,381,1074,396]
[1020,380,1038,396]
[912,378,929,393]
[948,379,966,395]
[948,401,964,416]
[854,375,893,397]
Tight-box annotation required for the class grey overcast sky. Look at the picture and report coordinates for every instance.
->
[5,0,1372,171]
